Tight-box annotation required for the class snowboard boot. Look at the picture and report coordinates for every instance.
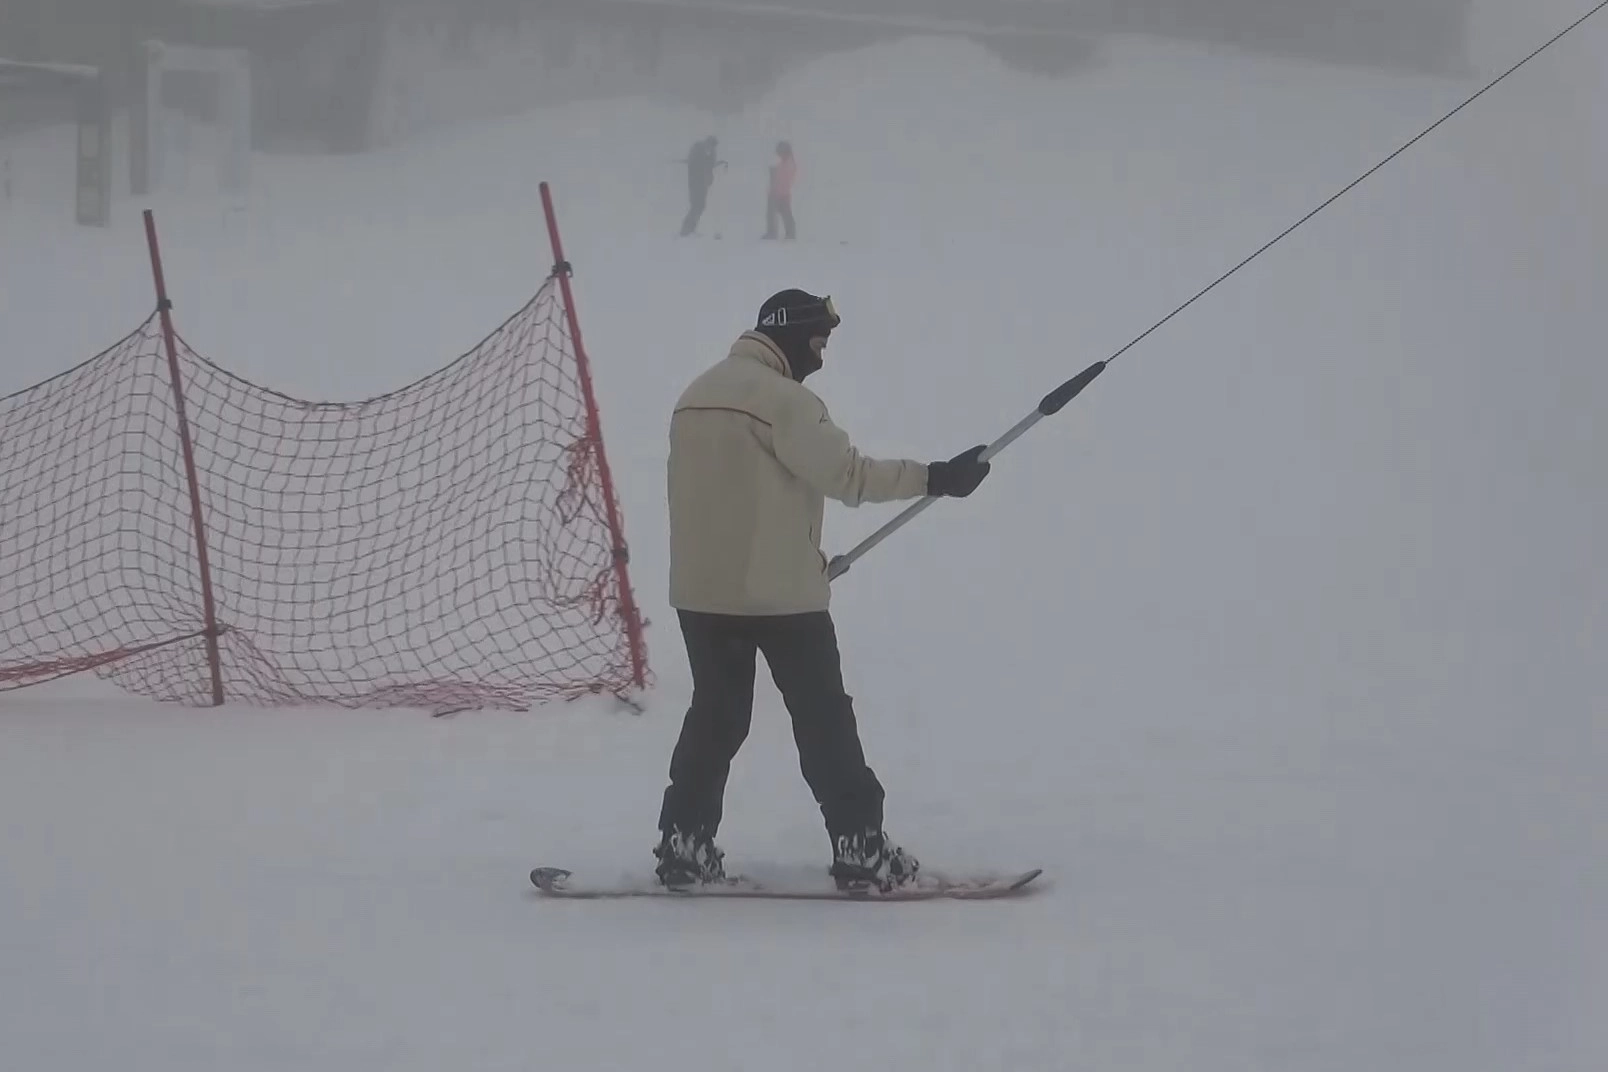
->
[829,829,920,893]
[653,828,726,889]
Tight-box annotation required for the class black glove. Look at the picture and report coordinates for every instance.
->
[926,444,991,498]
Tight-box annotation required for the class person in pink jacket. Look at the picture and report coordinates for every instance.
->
[763,140,797,240]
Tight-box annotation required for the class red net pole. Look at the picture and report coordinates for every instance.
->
[4,213,642,711]
[142,209,226,706]
[538,181,648,692]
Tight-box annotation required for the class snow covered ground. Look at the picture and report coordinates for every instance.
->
[2,22,1606,1072]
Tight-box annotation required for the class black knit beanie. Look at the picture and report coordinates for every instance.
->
[755,289,838,381]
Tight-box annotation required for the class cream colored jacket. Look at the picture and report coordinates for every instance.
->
[667,332,930,616]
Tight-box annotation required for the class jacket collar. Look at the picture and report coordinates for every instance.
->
[730,330,792,380]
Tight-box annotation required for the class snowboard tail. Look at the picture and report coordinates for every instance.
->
[529,865,1042,901]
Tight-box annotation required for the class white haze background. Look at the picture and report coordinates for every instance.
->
[1,4,1604,1070]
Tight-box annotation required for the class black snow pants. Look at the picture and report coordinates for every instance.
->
[763,192,795,239]
[657,609,884,844]
[681,179,710,235]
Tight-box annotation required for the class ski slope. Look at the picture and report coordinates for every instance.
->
[2,25,1606,1072]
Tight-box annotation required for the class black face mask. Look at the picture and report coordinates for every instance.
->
[755,293,838,382]
[760,327,824,382]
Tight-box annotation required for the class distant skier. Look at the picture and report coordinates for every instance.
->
[653,288,993,892]
[679,135,725,236]
[763,140,797,240]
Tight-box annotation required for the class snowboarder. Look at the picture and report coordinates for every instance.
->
[762,140,797,240]
[654,289,993,892]
[680,135,725,236]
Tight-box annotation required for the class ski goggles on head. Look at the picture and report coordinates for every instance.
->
[759,295,840,331]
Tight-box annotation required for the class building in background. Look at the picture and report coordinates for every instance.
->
[1,0,1475,160]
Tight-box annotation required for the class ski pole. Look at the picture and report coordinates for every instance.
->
[827,360,1107,581]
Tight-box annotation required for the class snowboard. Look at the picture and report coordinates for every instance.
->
[529,865,1042,901]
